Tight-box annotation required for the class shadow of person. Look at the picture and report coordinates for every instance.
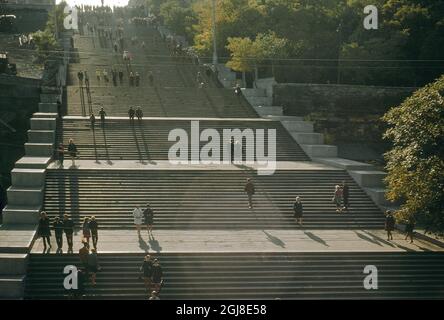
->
[361,230,396,247]
[304,231,329,247]
[262,230,286,248]
[354,231,383,247]
[138,235,150,252]
[149,236,162,253]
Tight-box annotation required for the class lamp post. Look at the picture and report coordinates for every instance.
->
[211,0,218,67]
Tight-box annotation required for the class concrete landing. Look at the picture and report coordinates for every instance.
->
[0,225,37,253]
[63,116,275,122]
[30,229,444,254]
[47,160,340,171]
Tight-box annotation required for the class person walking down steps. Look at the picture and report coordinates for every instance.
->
[244,178,255,209]
[332,185,343,213]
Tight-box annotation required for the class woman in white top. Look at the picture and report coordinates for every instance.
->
[133,206,144,236]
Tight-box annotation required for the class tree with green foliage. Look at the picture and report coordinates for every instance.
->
[160,0,197,43]
[383,75,444,234]
[31,1,67,62]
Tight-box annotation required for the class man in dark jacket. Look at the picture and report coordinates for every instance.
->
[128,107,135,121]
[89,216,99,249]
[244,178,255,209]
[53,216,64,252]
[63,214,74,253]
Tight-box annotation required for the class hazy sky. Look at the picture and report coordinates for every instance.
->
[56,0,129,7]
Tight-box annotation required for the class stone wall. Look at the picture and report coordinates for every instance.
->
[273,83,416,162]
[0,76,41,220]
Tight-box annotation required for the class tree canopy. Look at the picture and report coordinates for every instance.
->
[383,75,444,233]
[143,0,443,86]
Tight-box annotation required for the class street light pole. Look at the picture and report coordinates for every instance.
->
[211,0,218,67]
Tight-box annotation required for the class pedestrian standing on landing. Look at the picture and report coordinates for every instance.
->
[67,139,78,167]
[136,106,143,121]
[128,106,135,121]
[57,143,65,167]
[385,210,395,241]
[143,203,154,235]
[82,217,91,245]
[133,205,144,236]
[89,216,99,249]
[405,218,415,243]
[53,216,64,252]
[99,107,106,127]
[63,214,74,253]
[38,211,52,250]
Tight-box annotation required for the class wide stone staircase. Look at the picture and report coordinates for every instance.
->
[16,12,444,301]
[25,252,444,299]
[57,118,308,161]
[41,169,384,229]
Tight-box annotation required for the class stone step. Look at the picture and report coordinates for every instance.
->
[301,145,338,158]
[24,252,444,299]
[0,276,26,299]
[30,118,57,131]
[15,157,52,169]
[281,120,314,133]
[58,118,309,161]
[254,106,283,116]
[39,103,58,113]
[1,205,42,224]
[25,143,54,157]
[6,187,44,206]
[241,88,267,97]
[291,132,324,145]
[0,254,28,275]
[11,168,46,188]
[313,158,377,171]
[27,130,56,144]
[349,171,387,188]
[41,169,384,229]
[33,112,58,119]
[40,94,59,103]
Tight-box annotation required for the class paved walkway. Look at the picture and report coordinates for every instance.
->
[31,229,444,254]
[47,160,338,171]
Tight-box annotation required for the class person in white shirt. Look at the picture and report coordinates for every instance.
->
[133,205,144,236]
